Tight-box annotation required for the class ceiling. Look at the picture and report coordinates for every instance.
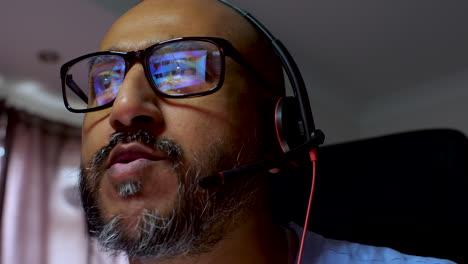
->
[1,0,468,127]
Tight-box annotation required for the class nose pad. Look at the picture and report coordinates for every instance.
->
[108,65,165,133]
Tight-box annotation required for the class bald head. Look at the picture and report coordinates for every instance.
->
[106,0,256,44]
[101,0,284,96]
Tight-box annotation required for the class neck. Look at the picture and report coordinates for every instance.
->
[130,188,289,264]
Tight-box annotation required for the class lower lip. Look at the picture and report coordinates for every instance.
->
[107,158,158,182]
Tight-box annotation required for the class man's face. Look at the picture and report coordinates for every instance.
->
[79,0,269,259]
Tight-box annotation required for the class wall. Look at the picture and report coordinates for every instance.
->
[301,71,362,145]
[359,69,468,139]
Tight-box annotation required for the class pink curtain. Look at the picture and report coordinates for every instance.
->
[1,109,127,264]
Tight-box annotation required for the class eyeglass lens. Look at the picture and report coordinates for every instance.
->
[64,40,223,111]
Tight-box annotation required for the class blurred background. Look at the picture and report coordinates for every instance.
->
[0,0,467,263]
[1,0,468,143]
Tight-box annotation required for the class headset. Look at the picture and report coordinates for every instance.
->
[198,0,325,188]
[197,2,326,263]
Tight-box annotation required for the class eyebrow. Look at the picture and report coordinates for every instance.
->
[105,37,178,52]
[105,40,158,52]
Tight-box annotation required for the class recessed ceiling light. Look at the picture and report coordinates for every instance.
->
[38,50,60,64]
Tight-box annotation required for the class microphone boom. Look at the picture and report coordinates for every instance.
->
[198,130,324,189]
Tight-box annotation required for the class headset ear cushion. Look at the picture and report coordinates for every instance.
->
[275,96,307,152]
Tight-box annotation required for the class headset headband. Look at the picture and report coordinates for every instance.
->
[218,0,317,140]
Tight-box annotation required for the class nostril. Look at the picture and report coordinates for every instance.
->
[111,115,157,132]
[132,115,154,124]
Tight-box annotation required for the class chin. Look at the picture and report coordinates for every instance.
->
[99,181,178,222]
[96,168,179,215]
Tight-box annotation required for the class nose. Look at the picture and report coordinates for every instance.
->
[108,64,164,133]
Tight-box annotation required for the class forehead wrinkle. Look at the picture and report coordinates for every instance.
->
[104,38,177,52]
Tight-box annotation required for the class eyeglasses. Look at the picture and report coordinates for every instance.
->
[60,37,250,113]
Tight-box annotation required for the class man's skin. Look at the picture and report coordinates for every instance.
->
[80,0,290,263]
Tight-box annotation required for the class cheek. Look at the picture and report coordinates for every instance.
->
[167,109,235,151]
[81,112,113,164]
[163,98,258,165]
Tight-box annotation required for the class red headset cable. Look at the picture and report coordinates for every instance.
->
[296,148,318,264]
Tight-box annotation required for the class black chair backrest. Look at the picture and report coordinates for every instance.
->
[270,129,468,264]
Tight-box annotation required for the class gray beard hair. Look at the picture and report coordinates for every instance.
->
[79,130,259,261]
[118,181,142,197]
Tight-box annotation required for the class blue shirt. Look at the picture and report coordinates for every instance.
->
[289,223,457,264]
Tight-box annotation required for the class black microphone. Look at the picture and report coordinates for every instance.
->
[198,130,325,189]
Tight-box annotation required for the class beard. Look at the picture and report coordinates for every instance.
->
[79,130,259,260]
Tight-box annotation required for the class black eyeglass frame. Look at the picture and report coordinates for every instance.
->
[60,37,251,113]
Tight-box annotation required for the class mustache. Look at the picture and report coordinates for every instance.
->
[87,130,183,172]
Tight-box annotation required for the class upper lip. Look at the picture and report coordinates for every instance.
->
[106,143,166,169]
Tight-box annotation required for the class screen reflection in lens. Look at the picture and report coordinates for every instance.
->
[88,56,125,107]
[149,50,208,95]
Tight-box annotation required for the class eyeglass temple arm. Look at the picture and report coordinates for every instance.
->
[66,74,89,103]
[221,41,266,78]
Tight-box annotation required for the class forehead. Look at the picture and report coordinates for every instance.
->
[100,0,249,52]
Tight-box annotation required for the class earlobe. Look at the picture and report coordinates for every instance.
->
[268,168,281,174]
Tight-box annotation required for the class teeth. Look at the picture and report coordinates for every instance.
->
[118,181,142,197]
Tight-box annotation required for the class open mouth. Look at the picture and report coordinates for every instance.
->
[107,143,166,169]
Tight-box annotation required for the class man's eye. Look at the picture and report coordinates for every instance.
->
[93,72,122,92]
[88,71,123,107]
